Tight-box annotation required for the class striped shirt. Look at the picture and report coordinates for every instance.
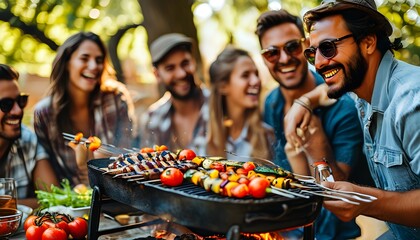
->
[140,88,209,155]
[2,125,49,198]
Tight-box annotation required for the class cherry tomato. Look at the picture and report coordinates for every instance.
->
[210,162,225,172]
[248,177,270,199]
[231,183,249,198]
[41,227,67,240]
[160,167,184,187]
[243,162,256,172]
[55,220,70,236]
[237,176,250,185]
[41,220,55,229]
[24,215,38,231]
[140,147,155,153]
[68,217,88,240]
[26,225,46,240]
[178,149,196,160]
[235,167,248,175]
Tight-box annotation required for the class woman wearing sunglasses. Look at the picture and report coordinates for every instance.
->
[207,46,274,161]
[33,32,136,186]
[0,64,59,208]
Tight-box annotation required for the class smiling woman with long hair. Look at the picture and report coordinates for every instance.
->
[207,46,274,160]
[33,32,136,185]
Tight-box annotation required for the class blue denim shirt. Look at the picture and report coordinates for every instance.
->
[264,70,364,239]
[355,51,420,240]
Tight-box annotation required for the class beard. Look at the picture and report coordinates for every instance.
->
[326,48,367,99]
[166,73,199,100]
[0,126,21,141]
[273,58,307,90]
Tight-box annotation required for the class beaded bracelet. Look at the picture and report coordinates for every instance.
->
[293,97,313,114]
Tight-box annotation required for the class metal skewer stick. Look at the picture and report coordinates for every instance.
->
[268,188,296,198]
[271,187,310,199]
[62,132,128,155]
[225,151,317,182]
[299,189,360,205]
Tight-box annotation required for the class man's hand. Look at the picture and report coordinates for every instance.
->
[321,181,369,222]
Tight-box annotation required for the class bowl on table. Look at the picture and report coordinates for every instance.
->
[0,209,22,238]
[17,205,33,231]
[42,205,90,218]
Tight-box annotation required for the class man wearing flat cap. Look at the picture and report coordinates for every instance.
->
[284,0,420,239]
[140,33,209,154]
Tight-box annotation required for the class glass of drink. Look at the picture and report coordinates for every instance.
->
[0,178,20,239]
[0,178,17,210]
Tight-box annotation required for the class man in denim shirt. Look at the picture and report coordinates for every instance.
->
[287,0,420,239]
[256,10,373,240]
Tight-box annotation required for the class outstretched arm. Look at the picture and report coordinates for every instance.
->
[322,181,420,227]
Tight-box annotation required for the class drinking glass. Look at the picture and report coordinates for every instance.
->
[0,178,20,239]
[0,178,17,210]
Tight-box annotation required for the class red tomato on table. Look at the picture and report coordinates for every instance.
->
[68,217,88,239]
[26,225,46,240]
[160,168,184,187]
[41,227,67,240]
[24,215,38,231]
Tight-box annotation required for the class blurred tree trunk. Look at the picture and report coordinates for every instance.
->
[138,0,204,97]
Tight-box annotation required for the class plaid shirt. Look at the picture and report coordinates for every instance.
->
[34,86,135,186]
[140,88,209,155]
[2,125,49,198]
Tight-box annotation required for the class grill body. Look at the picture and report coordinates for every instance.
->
[88,158,322,234]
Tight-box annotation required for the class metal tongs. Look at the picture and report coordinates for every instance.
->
[62,132,136,155]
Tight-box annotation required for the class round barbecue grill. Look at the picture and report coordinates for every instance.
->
[87,158,323,239]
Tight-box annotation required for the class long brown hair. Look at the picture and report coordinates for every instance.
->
[207,46,273,159]
[49,32,113,136]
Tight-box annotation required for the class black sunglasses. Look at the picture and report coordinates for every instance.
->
[304,34,353,65]
[261,38,305,63]
[0,94,29,113]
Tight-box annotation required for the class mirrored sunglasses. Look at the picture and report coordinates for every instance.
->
[0,94,29,113]
[304,34,353,65]
[261,38,305,63]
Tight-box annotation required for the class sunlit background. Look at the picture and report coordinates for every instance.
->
[1,0,419,126]
[1,0,419,77]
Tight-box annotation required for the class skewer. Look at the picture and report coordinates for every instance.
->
[313,184,377,202]
[299,189,360,205]
[268,188,296,198]
[271,187,310,199]
[127,177,146,182]
[62,132,129,155]
[225,151,279,168]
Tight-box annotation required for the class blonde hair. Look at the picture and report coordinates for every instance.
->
[207,46,273,159]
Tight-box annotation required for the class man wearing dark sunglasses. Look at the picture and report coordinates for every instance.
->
[256,9,373,240]
[284,0,420,239]
[0,64,58,208]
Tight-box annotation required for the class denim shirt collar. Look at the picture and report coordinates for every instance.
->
[371,51,394,113]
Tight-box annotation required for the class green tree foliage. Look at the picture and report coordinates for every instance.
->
[0,0,419,79]
[0,0,142,76]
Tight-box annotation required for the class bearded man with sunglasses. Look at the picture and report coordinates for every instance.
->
[256,9,374,239]
[281,0,420,239]
[0,64,58,208]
